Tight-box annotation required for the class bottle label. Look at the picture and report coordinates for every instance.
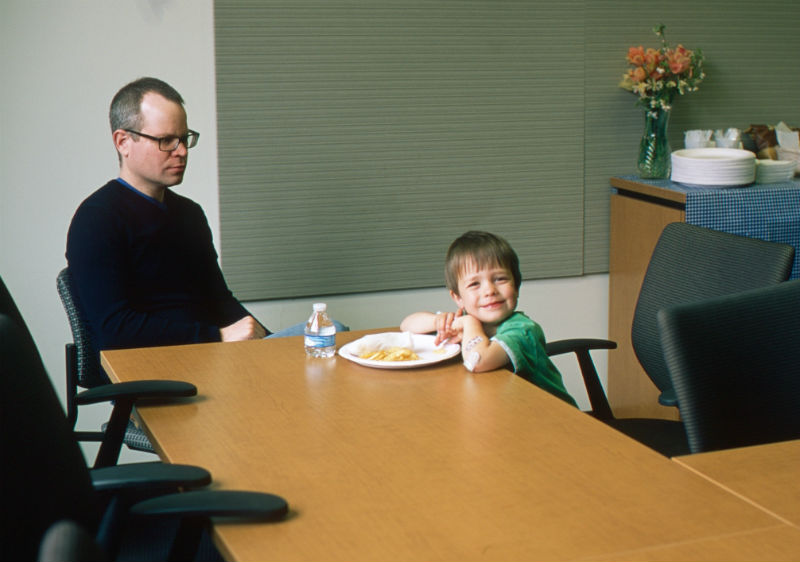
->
[305,334,335,348]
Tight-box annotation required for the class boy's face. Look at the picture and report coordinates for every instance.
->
[450,260,518,327]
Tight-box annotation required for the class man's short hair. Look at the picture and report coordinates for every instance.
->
[109,77,184,133]
[444,231,522,294]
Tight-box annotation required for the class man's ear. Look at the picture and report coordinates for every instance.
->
[112,129,131,158]
[449,290,463,309]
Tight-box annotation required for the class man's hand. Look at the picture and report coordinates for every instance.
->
[220,316,267,341]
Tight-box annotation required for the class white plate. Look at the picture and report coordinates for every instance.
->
[671,147,756,186]
[672,147,756,161]
[339,333,461,370]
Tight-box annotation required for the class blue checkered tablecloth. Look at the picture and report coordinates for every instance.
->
[617,176,800,279]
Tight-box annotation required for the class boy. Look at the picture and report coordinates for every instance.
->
[401,231,576,406]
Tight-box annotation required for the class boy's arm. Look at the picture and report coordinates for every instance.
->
[401,310,463,345]
[399,311,437,334]
[456,315,511,373]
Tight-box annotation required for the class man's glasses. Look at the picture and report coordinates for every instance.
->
[124,129,200,151]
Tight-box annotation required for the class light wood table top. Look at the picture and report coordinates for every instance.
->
[674,440,800,528]
[586,525,800,562]
[102,330,791,561]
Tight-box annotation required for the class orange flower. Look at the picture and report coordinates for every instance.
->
[628,66,647,83]
[643,48,662,78]
[620,25,704,110]
[666,45,691,75]
[627,46,645,66]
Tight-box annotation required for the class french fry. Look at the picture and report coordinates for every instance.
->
[359,346,420,361]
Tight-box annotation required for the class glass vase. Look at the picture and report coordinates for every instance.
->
[637,108,672,179]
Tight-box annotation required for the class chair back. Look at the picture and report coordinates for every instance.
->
[37,520,108,562]
[658,279,800,453]
[631,223,794,406]
[0,274,40,358]
[0,315,99,561]
[57,268,154,451]
[57,267,108,388]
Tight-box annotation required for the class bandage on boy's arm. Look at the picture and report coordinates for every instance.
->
[458,316,510,373]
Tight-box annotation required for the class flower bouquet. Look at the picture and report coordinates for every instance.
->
[620,24,705,178]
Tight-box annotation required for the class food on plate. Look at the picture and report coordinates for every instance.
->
[359,347,420,362]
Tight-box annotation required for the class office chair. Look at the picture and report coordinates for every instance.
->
[4,271,192,467]
[57,267,154,453]
[38,519,107,562]
[0,270,192,468]
[0,273,40,361]
[37,516,254,562]
[1,314,288,562]
[658,279,800,454]
[547,222,795,456]
[629,223,794,409]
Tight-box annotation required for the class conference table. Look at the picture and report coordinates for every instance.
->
[673,440,800,528]
[101,330,800,561]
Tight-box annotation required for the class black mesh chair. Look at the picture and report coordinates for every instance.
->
[3,272,192,469]
[658,279,800,454]
[57,267,154,453]
[549,223,795,456]
[1,313,288,562]
[628,223,794,409]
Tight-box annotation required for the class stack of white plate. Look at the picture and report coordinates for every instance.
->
[671,148,756,187]
[755,159,796,184]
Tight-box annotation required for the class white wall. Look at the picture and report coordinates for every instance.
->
[0,1,609,462]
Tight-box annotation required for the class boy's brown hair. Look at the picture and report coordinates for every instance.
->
[444,231,522,295]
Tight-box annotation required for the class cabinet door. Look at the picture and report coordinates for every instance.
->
[607,193,684,420]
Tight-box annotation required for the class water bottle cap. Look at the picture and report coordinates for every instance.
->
[312,302,327,312]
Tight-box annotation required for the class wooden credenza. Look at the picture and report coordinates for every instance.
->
[608,177,684,420]
[607,175,800,420]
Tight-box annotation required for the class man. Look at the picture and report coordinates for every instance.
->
[66,77,268,355]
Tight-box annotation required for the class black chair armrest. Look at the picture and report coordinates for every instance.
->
[51,490,289,562]
[545,338,617,420]
[91,462,212,493]
[75,380,197,406]
[129,491,289,562]
[76,380,197,469]
[91,462,214,555]
[545,338,616,356]
[131,490,288,521]
[658,387,679,407]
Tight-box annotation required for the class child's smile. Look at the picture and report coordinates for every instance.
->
[451,263,519,327]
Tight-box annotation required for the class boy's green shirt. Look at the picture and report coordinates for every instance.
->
[491,312,577,406]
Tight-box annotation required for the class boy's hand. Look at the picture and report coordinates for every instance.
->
[434,308,464,345]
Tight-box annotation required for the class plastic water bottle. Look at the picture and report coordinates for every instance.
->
[304,302,336,358]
